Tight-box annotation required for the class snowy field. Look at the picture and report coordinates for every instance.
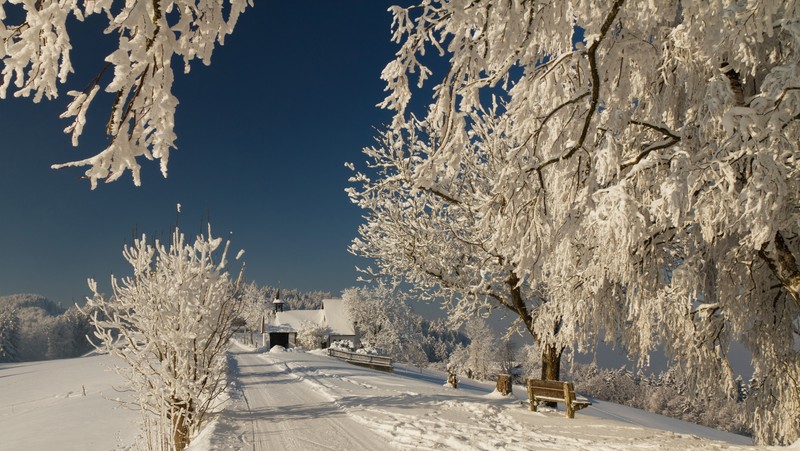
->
[0,353,140,450]
[2,345,798,450]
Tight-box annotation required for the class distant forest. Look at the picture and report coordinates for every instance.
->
[261,286,331,311]
[0,294,93,362]
[0,287,341,363]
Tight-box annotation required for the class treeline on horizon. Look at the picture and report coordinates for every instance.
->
[0,288,334,363]
[0,293,93,362]
[0,286,467,364]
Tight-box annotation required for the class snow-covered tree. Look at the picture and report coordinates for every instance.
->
[348,112,577,382]
[448,318,498,381]
[238,282,269,345]
[296,321,329,350]
[0,0,251,187]
[16,305,57,361]
[0,295,97,361]
[498,338,517,376]
[85,225,244,450]
[47,306,92,359]
[420,318,468,363]
[342,285,427,365]
[0,305,20,363]
[260,286,331,311]
[356,0,799,444]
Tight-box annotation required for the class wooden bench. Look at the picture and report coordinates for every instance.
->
[526,379,591,418]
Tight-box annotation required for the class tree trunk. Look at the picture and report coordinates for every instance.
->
[169,397,193,451]
[447,367,458,388]
[759,231,800,308]
[173,413,189,451]
[540,344,563,408]
[540,343,562,381]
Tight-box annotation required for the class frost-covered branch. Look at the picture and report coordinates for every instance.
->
[0,0,252,187]
[536,0,626,172]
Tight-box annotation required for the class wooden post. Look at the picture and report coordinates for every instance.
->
[447,367,458,388]
[527,379,536,412]
[496,374,512,395]
[564,382,575,419]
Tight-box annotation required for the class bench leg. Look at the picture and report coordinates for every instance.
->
[564,382,575,419]
[527,383,535,411]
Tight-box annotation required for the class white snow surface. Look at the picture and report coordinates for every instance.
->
[196,342,768,450]
[4,344,798,450]
[272,309,325,332]
[322,298,356,335]
[0,353,139,450]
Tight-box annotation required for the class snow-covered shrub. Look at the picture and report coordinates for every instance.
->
[330,340,355,351]
[573,366,645,406]
[296,321,329,350]
[85,225,243,450]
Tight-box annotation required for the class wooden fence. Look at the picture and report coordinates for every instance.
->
[328,348,393,372]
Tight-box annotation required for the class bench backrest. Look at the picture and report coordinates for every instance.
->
[527,379,574,400]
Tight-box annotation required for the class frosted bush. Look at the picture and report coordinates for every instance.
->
[85,225,244,450]
[296,321,329,350]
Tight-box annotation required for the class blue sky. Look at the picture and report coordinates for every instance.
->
[0,2,403,304]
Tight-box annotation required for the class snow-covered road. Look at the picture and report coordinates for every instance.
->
[193,346,386,450]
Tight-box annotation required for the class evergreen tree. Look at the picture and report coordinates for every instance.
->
[0,306,20,363]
